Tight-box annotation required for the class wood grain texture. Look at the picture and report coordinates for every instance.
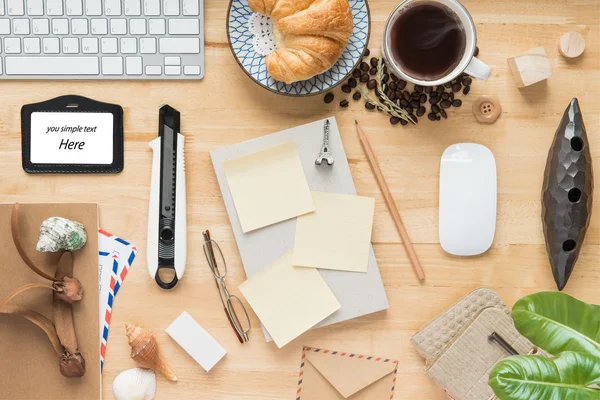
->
[0,1,598,399]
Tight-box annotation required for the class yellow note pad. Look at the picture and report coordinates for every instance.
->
[223,142,315,233]
[239,251,340,348]
[293,191,375,273]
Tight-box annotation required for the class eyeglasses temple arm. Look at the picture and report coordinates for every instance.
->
[224,307,244,344]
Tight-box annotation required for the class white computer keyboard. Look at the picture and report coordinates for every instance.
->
[0,0,204,79]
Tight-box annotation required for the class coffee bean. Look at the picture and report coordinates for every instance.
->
[390,116,400,125]
[405,106,413,114]
[431,104,440,113]
[427,113,437,121]
[375,87,383,97]
[424,86,432,94]
[353,92,362,101]
[408,114,418,124]
[360,62,369,72]
[348,77,357,88]
[369,67,377,75]
[360,73,369,83]
[410,91,420,99]
[397,80,407,90]
[352,69,361,79]
[382,73,389,83]
[383,65,388,74]
[462,77,472,86]
[400,118,408,126]
[410,99,420,108]
[396,89,403,99]
[436,85,445,94]
[367,79,377,89]
[400,99,409,107]
[441,93,450,100]
[452,83,462,92]
[391,74,398,81]
[324,93,334,103]
[365,102,375,110]
[440,108,448,119]
[387,90,396,100]
[440,100,451,109]
[419,94,427,104]
[452,99,462,107]
[417,106,426,117]
[389,81,397,90]
[340,100,349,108]
[473,46,479,57]
[370,57,378,67]
[449,92,455,101]
[364,48,371,57]
[444,82,452,88]
[429,96,440,105]
[415,85,423,93]
[403,91,410,101]
[462,86,471,95]
[341,84,351,93]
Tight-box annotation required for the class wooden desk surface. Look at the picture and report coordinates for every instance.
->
[0,1,598,399]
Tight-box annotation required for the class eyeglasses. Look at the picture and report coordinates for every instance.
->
[202,230,251,343]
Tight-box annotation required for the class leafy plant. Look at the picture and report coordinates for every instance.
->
[489,292,600,400]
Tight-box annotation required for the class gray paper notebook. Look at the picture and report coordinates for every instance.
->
[210,117,389,341]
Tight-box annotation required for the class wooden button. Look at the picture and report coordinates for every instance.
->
[559,32,585,59]
[473,95,501,124]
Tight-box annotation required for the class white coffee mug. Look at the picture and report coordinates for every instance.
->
[382,0,491,86]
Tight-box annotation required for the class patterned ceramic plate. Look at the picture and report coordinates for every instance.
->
[227,0,371,97]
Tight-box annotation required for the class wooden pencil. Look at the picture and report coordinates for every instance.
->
[355,121,426,281]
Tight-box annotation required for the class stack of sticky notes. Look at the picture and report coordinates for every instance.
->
[223,142,375,348]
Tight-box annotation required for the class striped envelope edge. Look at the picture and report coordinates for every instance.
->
[297,347,399,400]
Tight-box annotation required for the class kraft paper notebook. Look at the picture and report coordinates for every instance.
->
[0,203,100,400]
[210,117,389,341]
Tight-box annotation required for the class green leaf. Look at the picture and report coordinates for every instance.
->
[512,292,600,358]
[489,352,600,400]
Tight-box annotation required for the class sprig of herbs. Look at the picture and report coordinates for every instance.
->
[357,85,410,122]
[376,58,415,124]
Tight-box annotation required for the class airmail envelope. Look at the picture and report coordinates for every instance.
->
[296,347,399,400]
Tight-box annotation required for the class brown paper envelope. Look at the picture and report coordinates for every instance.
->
[0,203,100,400]
[297,347,398,400]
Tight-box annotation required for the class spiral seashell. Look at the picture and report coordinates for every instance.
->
[36,217,87,253]
[113,368,156,400]
[125,324,177,382]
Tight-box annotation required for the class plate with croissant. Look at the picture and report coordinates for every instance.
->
[227,0,370,96]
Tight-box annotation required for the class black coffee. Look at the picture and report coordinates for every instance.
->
[390,2,466,81]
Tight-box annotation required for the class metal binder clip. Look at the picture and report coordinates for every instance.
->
[315,119,334,166]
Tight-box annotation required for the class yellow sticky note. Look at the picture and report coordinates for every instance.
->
[239,251,340,348]
[223,142,315,233]
[293,191,375,273]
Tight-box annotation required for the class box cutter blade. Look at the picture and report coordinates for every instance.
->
[147,105,187,289]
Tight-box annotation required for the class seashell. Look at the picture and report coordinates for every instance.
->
[113,368,156,400]
[125,324,177,382]
[36,217,87,252]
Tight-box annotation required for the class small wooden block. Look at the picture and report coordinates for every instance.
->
[507,47,552,88]
[559,32,585,59]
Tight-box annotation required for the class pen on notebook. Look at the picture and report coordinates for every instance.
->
[355,120,426,281]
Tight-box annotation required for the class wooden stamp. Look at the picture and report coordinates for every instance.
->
[507,47,552,88]
[559,32,586,59]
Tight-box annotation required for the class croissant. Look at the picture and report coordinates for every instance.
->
[249,0,354,84]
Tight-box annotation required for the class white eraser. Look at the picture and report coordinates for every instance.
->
[166,311,227,372]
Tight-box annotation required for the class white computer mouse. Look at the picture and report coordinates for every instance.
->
[439,143,497,256]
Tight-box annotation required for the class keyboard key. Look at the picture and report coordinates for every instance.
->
[52,19,68,34]
[144,0,159,16]
[91,18,107,34]
[85,0,101,16]
[184,65,201,75]
[105,0,120,16]
[164,56,180,65]
[4,38,21,53]
[0,19,8,34]
[165,65,181,75]
[66,0,82,15]
[148,18,164,34]
[126,56,142,75]
[110,19,126,34]
[71,18,88,34]
[139,37,155,53]
[0,57,2,74]
[46,0,62,15]
[82,37,98,53]
[145,65,161,75]
[32,18,49,34]
[24,37,40,53]
[183,0,199,16]
[120,37,136,53]
[125,0,141,15]
[159,38,200,54]
[13,18,29,34]
[130,18,145,34]
[102,56,122,75]
[62,37,79,53]
[8,0,24,15]
[6,56,99,74]
[168,19,199,35]
[164,0,179,16]
[27,0,43,15]
[101,37,117,53]
[0,0,4,15]
[43,37,59,53]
